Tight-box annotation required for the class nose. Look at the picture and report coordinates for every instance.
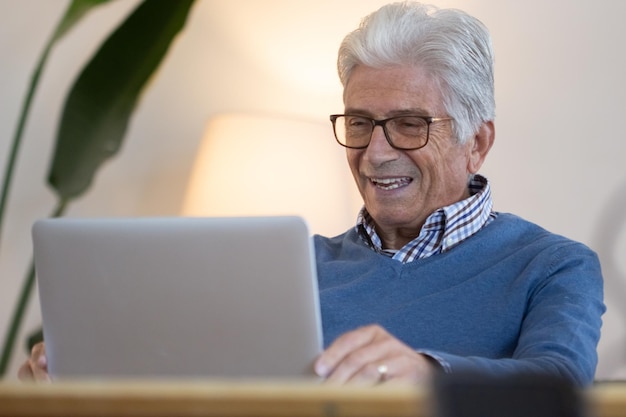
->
[362,125,400,166]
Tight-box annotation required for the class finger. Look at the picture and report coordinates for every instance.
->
[30,358,51,383]
[370,356,412,385]
[377,353,436,385]
[343,360,390,386]
[315,325,383,378]
[28,342,51,383]
[31,342,46,361]
[327,337,394,385]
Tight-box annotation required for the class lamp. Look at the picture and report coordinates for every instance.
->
[181,113,360,237]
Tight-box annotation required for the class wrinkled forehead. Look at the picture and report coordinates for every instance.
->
[343,65,446,116]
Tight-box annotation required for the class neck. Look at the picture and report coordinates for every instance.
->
[376,226,421,250]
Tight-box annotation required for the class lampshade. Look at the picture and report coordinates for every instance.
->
[181,113,361,237]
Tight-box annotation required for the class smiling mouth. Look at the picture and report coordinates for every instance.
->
[370,177,412,190]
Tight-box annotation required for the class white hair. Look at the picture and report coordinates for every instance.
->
[338,1,495,143]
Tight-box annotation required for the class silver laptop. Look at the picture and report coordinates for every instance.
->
[32,216,322,380]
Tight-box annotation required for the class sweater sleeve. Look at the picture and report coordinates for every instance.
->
[419,242,605,387]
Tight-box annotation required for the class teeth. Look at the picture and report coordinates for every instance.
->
[374,178,402,184]
[371,177,411,190]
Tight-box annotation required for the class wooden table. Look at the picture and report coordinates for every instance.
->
[0,380,624,417]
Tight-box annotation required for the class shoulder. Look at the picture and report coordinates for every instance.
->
[313,228,362,261]
[484,213,602,283]
[487,213,595,251]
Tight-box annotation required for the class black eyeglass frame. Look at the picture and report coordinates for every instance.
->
[329,114,453,150]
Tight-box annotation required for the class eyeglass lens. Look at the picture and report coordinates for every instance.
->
[333,115,430,150]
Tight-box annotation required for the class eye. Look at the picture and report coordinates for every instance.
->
[397,117,425,127]
[392,117,428,135]
[346,116,370,128]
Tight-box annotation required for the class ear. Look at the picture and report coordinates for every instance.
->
[467,121,495,174]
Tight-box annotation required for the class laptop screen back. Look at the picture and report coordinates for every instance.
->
[33,216,322,379]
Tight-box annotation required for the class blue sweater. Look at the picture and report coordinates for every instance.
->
[314,213,605,386]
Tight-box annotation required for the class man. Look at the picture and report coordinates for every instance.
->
[20,1,604,386]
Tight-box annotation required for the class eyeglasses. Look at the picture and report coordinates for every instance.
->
[329,114,453,150]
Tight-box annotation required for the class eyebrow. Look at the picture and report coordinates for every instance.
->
[343,108,432,117]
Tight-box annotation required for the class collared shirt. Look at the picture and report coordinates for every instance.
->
[356,174,496,263]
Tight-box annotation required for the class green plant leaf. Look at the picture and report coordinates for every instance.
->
[0,0,110,249]
[51,0,113,43]
[47,0,196,200]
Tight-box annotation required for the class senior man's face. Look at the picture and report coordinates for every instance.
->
[344,65,487,249]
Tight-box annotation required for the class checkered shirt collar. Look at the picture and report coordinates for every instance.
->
[356,174,495,263]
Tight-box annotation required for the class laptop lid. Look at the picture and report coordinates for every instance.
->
[32,216,322,380]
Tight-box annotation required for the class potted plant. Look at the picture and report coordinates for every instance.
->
[0,0,197,376]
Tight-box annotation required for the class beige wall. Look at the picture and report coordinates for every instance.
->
[1,0,624,379]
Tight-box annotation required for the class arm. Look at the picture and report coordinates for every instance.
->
[424,243,605,386]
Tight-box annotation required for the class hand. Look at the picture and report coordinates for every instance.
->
[17,342,51,382]
[314,324,436,385]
